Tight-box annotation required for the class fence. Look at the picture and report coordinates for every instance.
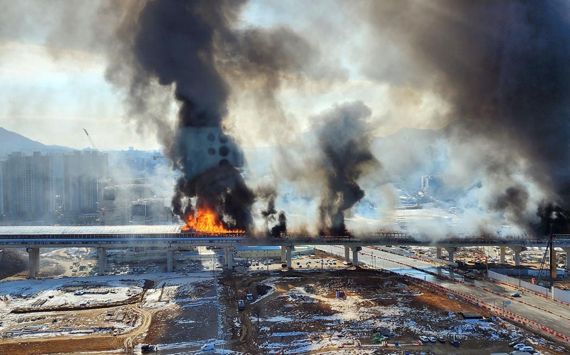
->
[406,273,570,345]
[490,267,566,278]
[487,270,570,303]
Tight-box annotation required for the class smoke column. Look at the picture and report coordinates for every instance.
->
[96,0,317,230]
[316,102,379,235]
[277,101,380,236]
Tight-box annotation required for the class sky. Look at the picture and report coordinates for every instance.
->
[0,0,448,151]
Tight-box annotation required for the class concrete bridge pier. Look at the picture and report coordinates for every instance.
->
[510,246,523,267]
[436,247,442,259]
[280,246,287,263]
[97,247,107,274]
[27,247,40,279]
[352,246,362,267]
[166,250,175,272]
[223,247,234,270]
[499,246,506,264]
[445,247,457,263]
[285,246,293,269]
[344,246,350,264]
[564,247,570,270]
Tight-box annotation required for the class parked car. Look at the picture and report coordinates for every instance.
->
[200,342,215,352]
[449,334,461,347]
[246,293,254,302]
[238,300,245,311]
[419,336,429,343]
[513,343,526,351]
[428,336,437,343]
[141,344,157,353]
[511,292,522,298]
[520,345,534,353]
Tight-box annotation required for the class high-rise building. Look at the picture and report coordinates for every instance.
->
[131,198,171,224]
[50,153,65,221]
[61,151,108,223]
[1,152,51,221]
[0,150,109,224]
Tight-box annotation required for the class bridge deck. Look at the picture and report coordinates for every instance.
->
[0,226,568,248]
[0,225,183,235]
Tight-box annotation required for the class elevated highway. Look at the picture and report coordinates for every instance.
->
[2,225,570,248]
[1,225,569,278]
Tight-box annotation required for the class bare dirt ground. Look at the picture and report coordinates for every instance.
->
[221,268,568,354]
[0,295,152,354]
[144,278,220,350]
[1,248,567,354]
[0,307,151,354]
[0,272,218,354]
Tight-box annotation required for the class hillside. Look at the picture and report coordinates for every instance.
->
[0,127,71,157]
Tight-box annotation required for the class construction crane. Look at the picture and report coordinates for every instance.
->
[83,128,98,150]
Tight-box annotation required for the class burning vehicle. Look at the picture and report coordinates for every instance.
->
[181,206,245,235]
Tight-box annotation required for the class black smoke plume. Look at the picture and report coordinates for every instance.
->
[314,102,379,235]
[126,0,249,229]
[99,0,315,230]
[258,187,287,237]
[362,1,570,232]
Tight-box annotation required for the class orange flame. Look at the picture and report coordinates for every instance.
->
[181,207,244,235]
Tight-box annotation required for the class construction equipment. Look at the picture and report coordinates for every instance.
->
[83,128,97,150]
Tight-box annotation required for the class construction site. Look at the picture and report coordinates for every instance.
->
[219,252,568,355]
[0,244,568,354]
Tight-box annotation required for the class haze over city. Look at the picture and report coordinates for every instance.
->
[0,1,569,354]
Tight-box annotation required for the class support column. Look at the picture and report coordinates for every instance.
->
[96,247,107,274]
[286,246,293,269]
[436,247,442,259]
[227,248,234,270]
[166,250,174,272]
[352,246,361,267]
[280,246,287,263]
[445,247,457,263]
[27,247,40,279]
[563,248,570,270]
[222,247,234,270]
[550,246,557,282]
[511,246,523,267]
[499,246,506,264]
[344,246,350,264]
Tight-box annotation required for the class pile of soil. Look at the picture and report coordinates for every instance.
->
[0,249,27,279]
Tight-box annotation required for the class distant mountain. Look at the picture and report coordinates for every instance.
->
[0,127,72,157]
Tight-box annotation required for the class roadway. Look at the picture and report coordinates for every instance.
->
[1,226,570,248]
[318,245,570,341]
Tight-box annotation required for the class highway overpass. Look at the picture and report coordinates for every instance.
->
[1,225,569,278]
